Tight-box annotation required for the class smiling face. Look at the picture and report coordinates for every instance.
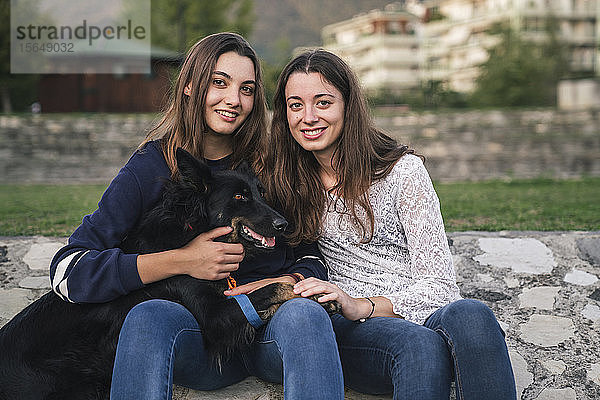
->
[204,51,256,137]
[285,72,345,163]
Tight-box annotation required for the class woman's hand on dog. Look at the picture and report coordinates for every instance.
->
[292,277,364,320]
[138,226,245,283]
[224,275,299,296]
[293,278,401,321]
[180,227,245,280]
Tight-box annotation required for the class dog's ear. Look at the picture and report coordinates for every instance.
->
[176,148,212,185]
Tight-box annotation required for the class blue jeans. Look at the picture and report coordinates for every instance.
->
[110,298,344,400]
[332,299,517,400]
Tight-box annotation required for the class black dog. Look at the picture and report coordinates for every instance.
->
[0,149,339,400]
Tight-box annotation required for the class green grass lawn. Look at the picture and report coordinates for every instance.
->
[435,177,600,231]
[0,184,107,237]
[1,177,599,237]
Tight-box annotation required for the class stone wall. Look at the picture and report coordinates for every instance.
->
[1,109,599,184]
[0,114,154,184]
[377,108,600,181]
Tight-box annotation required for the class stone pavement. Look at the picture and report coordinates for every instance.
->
[1,231,599,399]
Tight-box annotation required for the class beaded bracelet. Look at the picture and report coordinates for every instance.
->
[357,297,375,323]
[281,273,304,283]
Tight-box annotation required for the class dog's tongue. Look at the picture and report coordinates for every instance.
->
[245,226,275,247]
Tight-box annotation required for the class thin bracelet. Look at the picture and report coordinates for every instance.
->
[357,297,375,323]
[281,273,304,283]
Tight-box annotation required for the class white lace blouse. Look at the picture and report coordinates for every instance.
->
[318,154,461,325]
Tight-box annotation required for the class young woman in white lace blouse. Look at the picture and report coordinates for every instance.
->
[263,49,517,400]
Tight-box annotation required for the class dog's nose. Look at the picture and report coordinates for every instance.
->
[272,218,288,232]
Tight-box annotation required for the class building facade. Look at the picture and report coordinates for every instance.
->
[37,46,181,113]
[322,3,423,95]
[426,0,599,92]
[321,0,599,95]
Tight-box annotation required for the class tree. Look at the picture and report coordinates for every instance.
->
[366,81,467,110]
[0,0,40,113]
[0,0,11,112]
[150,0,254,52]
[469,20,569,107]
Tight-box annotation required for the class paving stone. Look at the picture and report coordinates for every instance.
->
[576,237,600,266]
[474,238,556,274]
[541,360,566,375]
[0,288,31,325]
[19,275,51,289]
[509,350,533,399]
[518,287,560,310]
[520,314,575,347]
[498,320,510,333]
[563,269,599,286]
[582,303,600,322]
[182,377,270,400]
[177,377,398,400]
[22,241,64,271]
[535,387,576,400]
[452,254,465,269]
[504,276,520,288]
[588,363,600,385]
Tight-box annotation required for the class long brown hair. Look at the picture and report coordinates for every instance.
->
[141,32,267,176]
[265,49,418,245]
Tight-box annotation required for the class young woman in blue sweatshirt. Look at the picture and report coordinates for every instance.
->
[49,33,344,400]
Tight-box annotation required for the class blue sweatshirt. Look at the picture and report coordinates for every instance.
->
[49,141,327,303]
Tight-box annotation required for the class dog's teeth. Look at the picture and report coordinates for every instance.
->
[239,225,276,249]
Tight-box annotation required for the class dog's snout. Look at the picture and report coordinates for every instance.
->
[272,218,288,232]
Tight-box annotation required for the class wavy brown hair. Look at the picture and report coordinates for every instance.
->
[264,49,419,245]
[141,32,267,176]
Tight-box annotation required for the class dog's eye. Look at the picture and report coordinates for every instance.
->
[233,194,245,200]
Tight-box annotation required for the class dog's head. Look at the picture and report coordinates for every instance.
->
[175,148,288,256]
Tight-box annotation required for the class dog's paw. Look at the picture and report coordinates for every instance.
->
[313,297,342,315]
[257,303,283,321]
[250,282,296,320]
[249,283,342,320]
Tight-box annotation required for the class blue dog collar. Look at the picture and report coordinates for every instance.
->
[230,294,265,329]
